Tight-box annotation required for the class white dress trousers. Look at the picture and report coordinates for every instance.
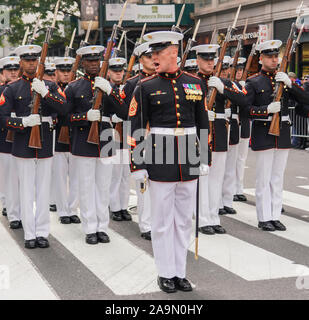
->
[207,152,227,226]
[109,149,131,212]
[255,149,289,222]
[235,137,250,195]
[52,152,79,217]
[75,156,113,234]
[7,155,20,222]
[149,179,196,279]
[0,153,10,209]
[16,157,52,240]
[221,144,239,208]
[135,179,151,233]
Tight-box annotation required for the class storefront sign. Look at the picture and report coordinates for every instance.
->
[106,4,175,23]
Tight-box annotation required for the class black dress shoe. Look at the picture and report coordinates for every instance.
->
[218,208,227,215]
[121,209,132,221]
[141,231,151,240]
[234,194,247,202]
[25,239,37,249]
[258,221,276,232]
[212,225,226,234]
[2,208,7,216]
[59,216,71,224]
[97,232,110,243]
[86,233,98,245]
[157,276,177,293]
[271,220,287,231]
[224,206,237,214]
[36,237,49,248]
[111,211,123,221]
[10,220,22,229]
[281,207,285,213]
[70,215,81,224]
[173,277,193,292]
[199,226,215,235]
[49,204,57,212]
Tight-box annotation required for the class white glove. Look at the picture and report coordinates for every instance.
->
[275,72,292,88]
[94,77,112,95]
[208,76,224,94]
[208,110,215,122]
[111,114,123,123]
[131,169,148,181]
[239,81,246,88]
[31,78,49,98]
[225,108,231,120]
[22,114,41,128]
[87,109,101,122]
[199,164,209,176]
[267,102,281,114]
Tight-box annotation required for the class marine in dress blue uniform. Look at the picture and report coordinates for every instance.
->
[0,45,68,249]
[245,40,309,231]
[64,45,128,245]
[128,31,210,293]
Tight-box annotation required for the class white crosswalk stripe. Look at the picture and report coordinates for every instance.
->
[0,222,58,300]
[233,196,309,248]
[50,213,160,296]
[244,188,309,213]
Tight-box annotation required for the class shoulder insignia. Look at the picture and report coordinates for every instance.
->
[7,78,21,85]
[248,73,259,79]
[57,87,66,99]
[129,96,138,117]
[127,74,139,82]
[183,71,200,80]
[141,74,157,83]
[0,93,6,106]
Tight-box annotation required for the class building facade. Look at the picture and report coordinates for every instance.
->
[194,0,308,77]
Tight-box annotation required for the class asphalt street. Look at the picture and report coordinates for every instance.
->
[1,148,309,300]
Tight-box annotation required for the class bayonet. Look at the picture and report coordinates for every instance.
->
[65,28,76,57]
[112,30,126,58]
[22,27,30,46]
[210,26,217,44]
[232,4,241,30]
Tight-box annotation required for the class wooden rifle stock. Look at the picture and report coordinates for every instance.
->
[124,54,137,83]
[28,40,49,149]
[268,35,294,136]
[87,27,116,145]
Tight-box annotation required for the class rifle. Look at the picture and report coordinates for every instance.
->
[57,28,77,145]
[225,18,248,112]
[269,1,304,136]
[207,4,241,142]
[28,0,60,149]
[179,19,200,71]
[123,23,147,83]
[241,43,258,82]
[112,30,126,59]
[87,0,128,145]
[70,20,93,82]
[6,21,42,144]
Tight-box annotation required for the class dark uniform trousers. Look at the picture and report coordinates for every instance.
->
[129,70,209,278]
[197,73,247,227]
[245,70,309,222]
[0,75,67,240]
[65,74,128,235]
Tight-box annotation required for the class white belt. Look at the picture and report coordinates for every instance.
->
[101,116,112,124]
[18,115,54,126]
[215,113,226,119]
[150,127,196,136]
[254,115,290,122]
[231,114,239,120]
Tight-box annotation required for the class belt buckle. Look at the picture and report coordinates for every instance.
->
[174,128,185,136]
